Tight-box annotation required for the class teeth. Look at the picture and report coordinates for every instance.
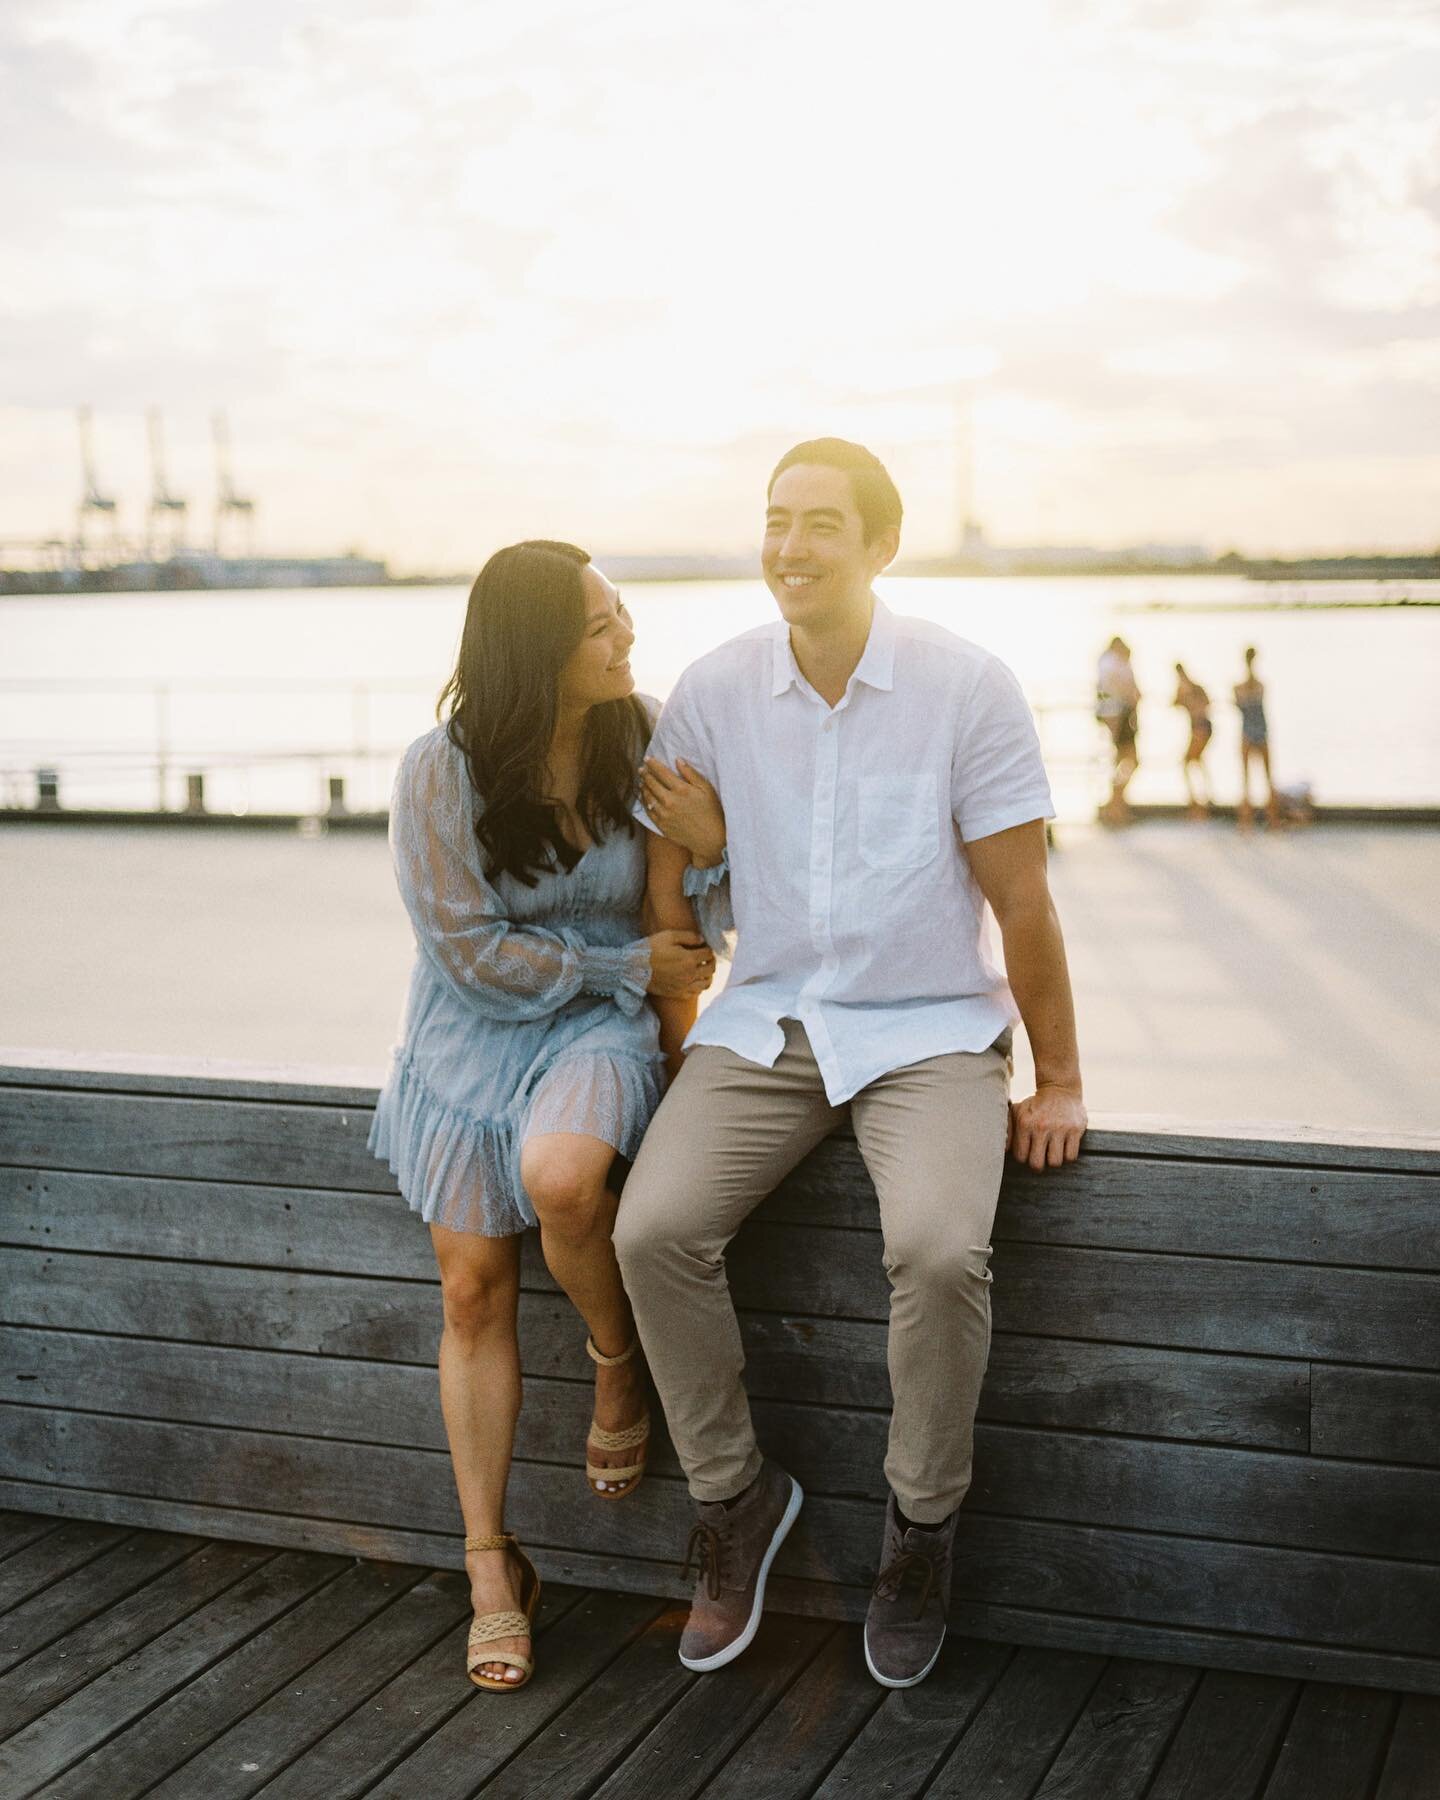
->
[782,575,818,587]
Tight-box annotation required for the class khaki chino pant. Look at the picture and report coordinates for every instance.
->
[614,1020,1010,1525]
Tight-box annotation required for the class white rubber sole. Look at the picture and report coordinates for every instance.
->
[863,1623,946,1689]
[678,1474,804,1672]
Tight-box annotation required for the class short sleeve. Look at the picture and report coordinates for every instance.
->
[951,658,1055,842]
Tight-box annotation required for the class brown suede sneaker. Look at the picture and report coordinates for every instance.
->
[677,1457,804,1671]
[863,1492,958,1688]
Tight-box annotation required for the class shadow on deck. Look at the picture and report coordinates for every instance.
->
[2,1510,1437,1799]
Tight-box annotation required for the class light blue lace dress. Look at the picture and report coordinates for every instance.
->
[369,722,664,1236]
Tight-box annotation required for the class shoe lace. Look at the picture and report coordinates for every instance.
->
[872,1549,937,1620]
[681,1521,724,1601]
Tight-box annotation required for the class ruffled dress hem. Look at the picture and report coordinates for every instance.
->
[368,1042,664,1238]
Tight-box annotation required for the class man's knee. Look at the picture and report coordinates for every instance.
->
[885,1227,994,1293]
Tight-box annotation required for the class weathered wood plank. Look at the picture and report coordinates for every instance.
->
[1261,1683,1398,1800]
[11,1238,1434,1378]
[1031,1659,1200,1799]
[35,1559,425,1800]
[0,1304,1312,1455]
[0,1549,334,1793]
[0,1531,199,1680]
[255,1586,628,1800]
[0,1334,1324,1524]
[952,1516,1440,1661]
[7,1411,1440,1656]
[12,1152,1436,1284]
[0,1166,434,1279]
[5,1480,1436,1695]
[1376,1694,1440,1800]
[988,1242,1440,1370]
[1311,1368,1440,1468]
[0,1541,274,1740]
[771,1139,1440,1267]
[142,1571,472,1800]
[0,1512,62,1563]
[923,1647,1107,1799]
[0,1518,125,1617]
[1146,1669,1299,1800]
[807,1637,1011,1799]
[0,1054,386,1107]
[588,1614,834,1800]
[363,1590,667,1800]
[473,1604,696,1800]
[8,1059,1436,1172]
[699,1627,886,1800]
[0,1088,393,1192]
[968,1426,1440,1562]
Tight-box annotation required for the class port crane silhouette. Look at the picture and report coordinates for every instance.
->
[75,407,121,564]
[146,409,189,558]
[212,411,256,555]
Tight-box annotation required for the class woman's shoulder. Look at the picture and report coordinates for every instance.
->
[395,723,478,814]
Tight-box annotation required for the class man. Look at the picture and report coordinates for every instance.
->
[616,437,1086,1689]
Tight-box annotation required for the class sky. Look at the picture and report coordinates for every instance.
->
[2,0,1438,568]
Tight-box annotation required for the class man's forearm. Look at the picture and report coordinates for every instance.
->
[997,896,1082,1091]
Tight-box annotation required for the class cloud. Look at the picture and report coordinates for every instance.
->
[3,0,1439,558]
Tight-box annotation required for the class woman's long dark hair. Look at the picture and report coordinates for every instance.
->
[438,540,649,887]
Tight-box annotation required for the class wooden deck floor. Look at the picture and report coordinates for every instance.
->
[1,1514,1436,1800]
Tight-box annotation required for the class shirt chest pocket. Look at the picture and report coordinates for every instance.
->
[857,775,940,871]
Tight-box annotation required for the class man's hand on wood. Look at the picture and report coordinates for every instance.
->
[1008,1086,1087,1171]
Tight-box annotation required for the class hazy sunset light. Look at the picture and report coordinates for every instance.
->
[4,0,1438,565]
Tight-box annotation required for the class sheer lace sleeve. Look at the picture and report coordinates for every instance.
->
[390,730,651,1019]
[682,852,734,961]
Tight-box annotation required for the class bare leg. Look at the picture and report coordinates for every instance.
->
[1259,744,1282,825]
[520,1132,647,1493]
[1238,744,1257,831]
[1195,743,1213,807]
[1182,748,1201,814]
[430,1224,528,1685]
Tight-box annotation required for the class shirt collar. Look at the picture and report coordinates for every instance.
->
[770,597,896,699]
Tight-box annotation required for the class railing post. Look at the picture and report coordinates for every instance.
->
[155,684,170,812]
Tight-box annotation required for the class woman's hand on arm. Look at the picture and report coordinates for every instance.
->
[641,757,726,868]
[646,928,715,999]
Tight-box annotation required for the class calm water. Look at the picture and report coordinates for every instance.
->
[2,575,1436,821]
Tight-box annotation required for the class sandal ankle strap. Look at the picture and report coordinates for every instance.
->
[586,1334,639,1367]
[465,1533,516,1552]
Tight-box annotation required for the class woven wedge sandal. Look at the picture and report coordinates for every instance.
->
[585,1334,652,1501]
[464,1533,541,1692]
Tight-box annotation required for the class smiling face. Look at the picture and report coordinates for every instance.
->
[761,462,899,626]
[556,564,636,711]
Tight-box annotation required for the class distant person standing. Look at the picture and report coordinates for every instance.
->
[1172,663,1213,817]
[1095,637,1140,824]
[1234,646,1281,830]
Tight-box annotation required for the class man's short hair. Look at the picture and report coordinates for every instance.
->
[768,438,903,545]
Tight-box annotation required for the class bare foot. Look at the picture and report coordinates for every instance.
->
[466,1545,530,1685]
[588,1355,649,1494]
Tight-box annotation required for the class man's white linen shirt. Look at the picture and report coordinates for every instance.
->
[638,600,1055,1105]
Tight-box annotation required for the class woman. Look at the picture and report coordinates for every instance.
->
[1172,662,1213,816]
[1095,636,1140,824]
[1234,645,1281,829]
[369,540,723,1693]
